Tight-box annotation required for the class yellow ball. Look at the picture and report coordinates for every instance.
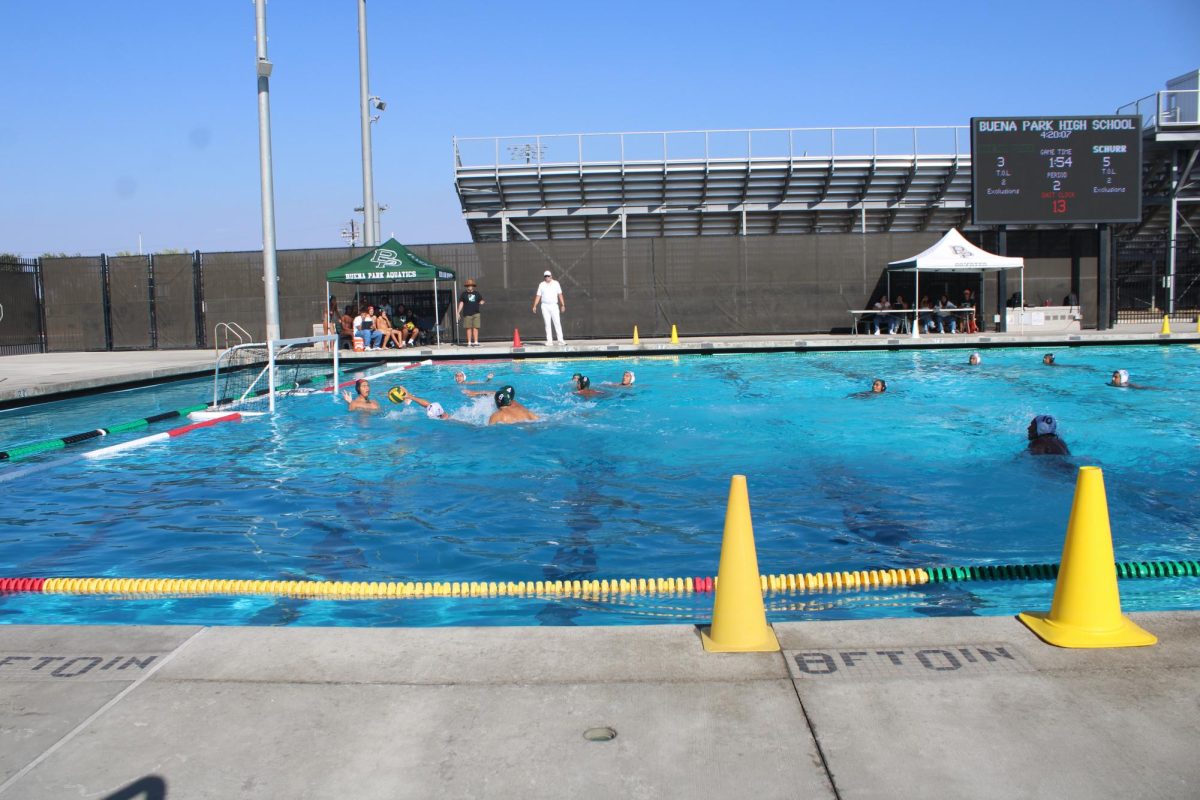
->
[387,386,407,404]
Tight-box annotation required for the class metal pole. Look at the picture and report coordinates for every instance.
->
[1097,223,1111,331]
[1168,151,1179,315]
[357,0,377,246]
[254,0,281,342]
[996,225,1008,332]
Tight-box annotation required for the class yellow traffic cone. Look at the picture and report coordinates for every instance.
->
[701,475,780,652]
[1018,467,1156,648]
[670,324,679,344]
[1160,315,1171,335]
[632,325,640,345]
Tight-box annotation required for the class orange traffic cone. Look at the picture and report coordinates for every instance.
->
[512,328,523,348]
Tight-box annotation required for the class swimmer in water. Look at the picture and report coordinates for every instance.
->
[1110,369,1154,390]
[454,370,493,385]
[572,375,605,398]
[342,379,379,412]
[602,370,636,388]
[389,385,450,419]
[1027,414,1070,455]
[1043,353,1057,366]
[968,353,981,366]
[488,387,538,425]
[849,378,886,399]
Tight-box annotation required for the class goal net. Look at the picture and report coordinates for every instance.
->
[210,334,340,412]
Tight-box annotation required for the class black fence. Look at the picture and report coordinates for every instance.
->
[3,230,1118,354]
[1114,238,1200,323]
[0,257,44,355]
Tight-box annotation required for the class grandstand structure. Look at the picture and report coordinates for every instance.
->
[453,126,974,241]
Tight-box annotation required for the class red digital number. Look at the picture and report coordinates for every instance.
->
[1052,199,1068,214]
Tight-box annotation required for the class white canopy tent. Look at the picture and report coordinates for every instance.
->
[886,228,1025,337]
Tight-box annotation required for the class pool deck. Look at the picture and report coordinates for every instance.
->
[2,324,1198,407]
[0,612,1196,798]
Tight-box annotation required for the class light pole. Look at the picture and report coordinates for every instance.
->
[357,0,380,246]
[254,0,281,342]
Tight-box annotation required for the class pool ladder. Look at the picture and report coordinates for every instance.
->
[212,322,253,356]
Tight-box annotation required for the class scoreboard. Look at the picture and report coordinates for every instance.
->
[971,116,1142,225]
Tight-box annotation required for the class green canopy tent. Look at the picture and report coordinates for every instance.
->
[326,238,457,347]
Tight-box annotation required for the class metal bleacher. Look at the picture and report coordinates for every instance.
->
[453,126,973,241]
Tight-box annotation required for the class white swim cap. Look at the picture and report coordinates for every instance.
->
[426,402,445,419]
[1115,369,1129,386]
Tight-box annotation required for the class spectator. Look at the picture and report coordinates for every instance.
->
[458,279,485,347]
[960,288,978,332]
[935,295,958,333]
[394,305,421,347]
[338,305,356,349]
[532,270,566,346]
[353,306,383,350]
[892,295,909,333]
[872,295,897,336]
[918,296,935,333]
[374,309,406,349]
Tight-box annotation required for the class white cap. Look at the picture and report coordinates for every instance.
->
[426,402,446,419]
[543,270,552,277]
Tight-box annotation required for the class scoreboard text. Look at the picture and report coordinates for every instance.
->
[971,116,1141,225]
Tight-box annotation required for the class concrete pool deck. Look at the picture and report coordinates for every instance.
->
[0,613,1196,798]
[2,325,1198,407]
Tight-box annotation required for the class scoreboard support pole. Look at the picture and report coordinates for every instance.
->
[1097,223,1111,331]
[996,225,1008,333]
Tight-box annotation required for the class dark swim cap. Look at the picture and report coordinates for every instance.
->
[494,389,513,408]
[355,379,368,394]
[500,385,515,399]
[577,376,590,389]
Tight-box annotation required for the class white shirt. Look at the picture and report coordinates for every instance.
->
[353,314,365,332]
[536,279,563,305]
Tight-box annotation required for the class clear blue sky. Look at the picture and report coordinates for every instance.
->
[1,0,1196,257]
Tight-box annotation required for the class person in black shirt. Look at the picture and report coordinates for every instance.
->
[457,279,485,347]
[1027,415,1069,455]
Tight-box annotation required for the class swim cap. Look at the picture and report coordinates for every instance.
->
[494,389,512,408]
[426,402,445,419]
[1114,369,1129,386]
[625,371,635,385]
[1033,414,1057,436]
[387,386,407,404]
[571,373,582,383]
[968,353,981,364]
[577,376,590,389]
[500,385,515,400]
[1044,353,1055,363]
[355,379,368,394]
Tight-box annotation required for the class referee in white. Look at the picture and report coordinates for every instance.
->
[532,270,566,346]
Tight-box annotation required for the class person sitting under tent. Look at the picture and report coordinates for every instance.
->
[394,305,421,347]
[374,309,406,349]
[353,306,383,350]
[934,296,957,333]
[872,296,897,336]
[337,305,356,349]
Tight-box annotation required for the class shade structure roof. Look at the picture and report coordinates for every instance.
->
[887,228,1023,272]
[326,239,455,283]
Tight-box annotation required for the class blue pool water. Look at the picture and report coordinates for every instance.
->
[1,345,1198,627]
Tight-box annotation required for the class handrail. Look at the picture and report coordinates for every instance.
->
[212,322,252,356]
[454,125,970,170]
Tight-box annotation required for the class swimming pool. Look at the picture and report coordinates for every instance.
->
[1,344,1198,627]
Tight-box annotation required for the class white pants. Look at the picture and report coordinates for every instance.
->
[541,304,564,344]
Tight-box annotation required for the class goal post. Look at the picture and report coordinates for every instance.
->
[211,334,339,413]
